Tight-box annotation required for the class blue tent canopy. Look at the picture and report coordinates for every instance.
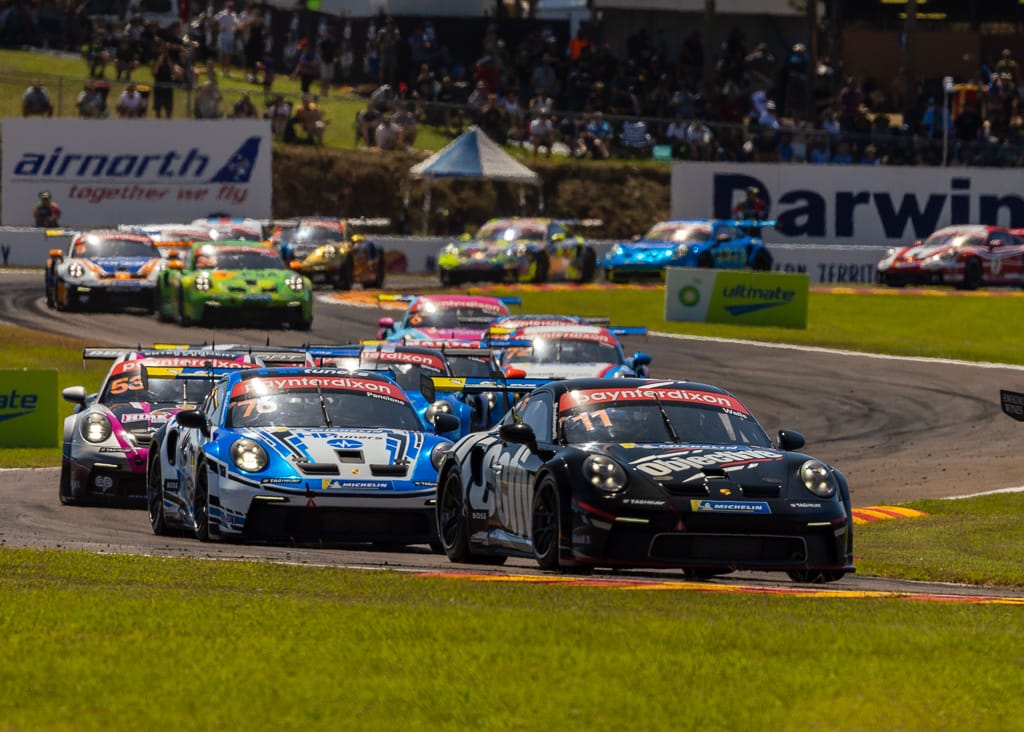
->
[408,127,542,232]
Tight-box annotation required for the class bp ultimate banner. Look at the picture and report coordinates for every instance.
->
[1,118,271,227]
[664,268,808,329]
[671,162,1024,248]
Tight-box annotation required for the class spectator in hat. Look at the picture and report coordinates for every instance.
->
[732,186,767,220]
[292,38,319,95]
[22,81,53,117]
[33,192,61,227]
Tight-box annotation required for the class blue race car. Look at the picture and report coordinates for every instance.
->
[603,219,775,282]
[146,367,460,547]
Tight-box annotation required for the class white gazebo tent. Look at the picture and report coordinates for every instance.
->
[407,127,543,233]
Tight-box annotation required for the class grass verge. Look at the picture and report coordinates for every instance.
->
[0,547,1020,731]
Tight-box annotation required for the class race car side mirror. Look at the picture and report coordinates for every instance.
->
[499,421,537,452]
[61,386,88,405]
[48,248,64,259]
[377,317,394,330]
[432,412,460,434]
[504,366,527,378]
[289,260,303,270]
[167,260,183,270]
[777,429,805,451]
[632,352,652,368]
[176,409,210,437]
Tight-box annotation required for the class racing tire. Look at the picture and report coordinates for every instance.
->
[751,249,772,271]
[531,475,562,571]
[437,469,473,562]
[333,258,354,291]
[147,455,170,536]
[961,257,983,291]
[58,456,75,505]
[697,251,715,269]
[578,248,598,283]
[368,252,386,289]
[531,252,550,284]
[291,312,313,331]
[178,292,194,327]
[786,569,846,584]
[193,464,211,542]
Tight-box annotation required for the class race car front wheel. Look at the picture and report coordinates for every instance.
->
[193,465,211,541]
[333,259,354,291]
[147,456,170,536]
[437,469,473,562]
[58,456,75,505]
[531,476,562,571]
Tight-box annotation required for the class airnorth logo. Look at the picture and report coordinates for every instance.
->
[11,136,261,184]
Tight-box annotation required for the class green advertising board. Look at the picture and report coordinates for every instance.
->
[0,369,58,448]
[664,268,809,329]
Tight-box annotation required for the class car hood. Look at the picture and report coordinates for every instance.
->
[245,427,443,486]
[196,269,294,287]
[107,402,184,433]
[86,256,160,277]
[894,243,955,261]
[401,327,487,342]
[610,243,674,260]
[599,443,793,494]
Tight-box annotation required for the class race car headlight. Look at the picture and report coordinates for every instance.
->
[286,275,306,292]
[231,439,268,472]
[194,274,211,292]
[799,459,836,497]
[81,412,112,443]
[429,442,451,470]
[319,244,336,257]
[425,400,453,425]
[673,243,691,258]
[67,261,86,279]
[609,244,623,257]
[441,243,459,256]
[584,454,626,493]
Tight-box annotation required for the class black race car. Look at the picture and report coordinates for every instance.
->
[435,377,854,583]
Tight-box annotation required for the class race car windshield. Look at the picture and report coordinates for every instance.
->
[357,361,443,391]
[78,237,156,258]
[101,374,214,406]
[476,222,546,243]
[227,390,422,430]
[504,338,619,365]
[559,403,771,446]
[289,225,343,243]
[921,231,983,249]
[194,249,286,270]
[446,356,493,378]
[406,306,499,329]
[644,223,710,244]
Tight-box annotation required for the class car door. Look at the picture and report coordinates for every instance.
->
[985,231,1019,285]
[710,224,745,268]
[491,391,552,542]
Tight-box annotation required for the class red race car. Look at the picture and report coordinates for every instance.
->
[876,224,1024,289]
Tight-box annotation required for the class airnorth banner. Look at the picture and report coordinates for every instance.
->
[0,369,57,447]
[1,118,271,227]
[664,268,808,329]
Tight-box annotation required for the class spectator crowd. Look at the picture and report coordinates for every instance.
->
[8,1,1024,167]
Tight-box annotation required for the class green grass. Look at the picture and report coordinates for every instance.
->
[855,493,1024,586]
[480,285,1024,364]
[0,547,1021,731]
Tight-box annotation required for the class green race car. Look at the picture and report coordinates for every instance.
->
[155,240,313,330]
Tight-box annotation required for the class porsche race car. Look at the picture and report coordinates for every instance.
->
[146,367,460,546]
[603,219,774,282]
[875,225,1024,289]
[155,240,313,329]
[376,293,520,344]
[495,323,652,379]
[45,230,163,312]
[59,348,260,504]
[437,217,600,285]
[436,377,854,582]
[270,217,386,290]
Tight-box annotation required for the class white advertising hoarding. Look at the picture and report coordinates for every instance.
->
[671,162,1024,248]
[1,118,272,227]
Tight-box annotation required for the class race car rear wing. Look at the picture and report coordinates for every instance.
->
[377,293,523,307]
[421,375,550,403]
[81,346,306,365]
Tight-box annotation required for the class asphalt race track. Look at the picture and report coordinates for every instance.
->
[2,269,1022,600]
